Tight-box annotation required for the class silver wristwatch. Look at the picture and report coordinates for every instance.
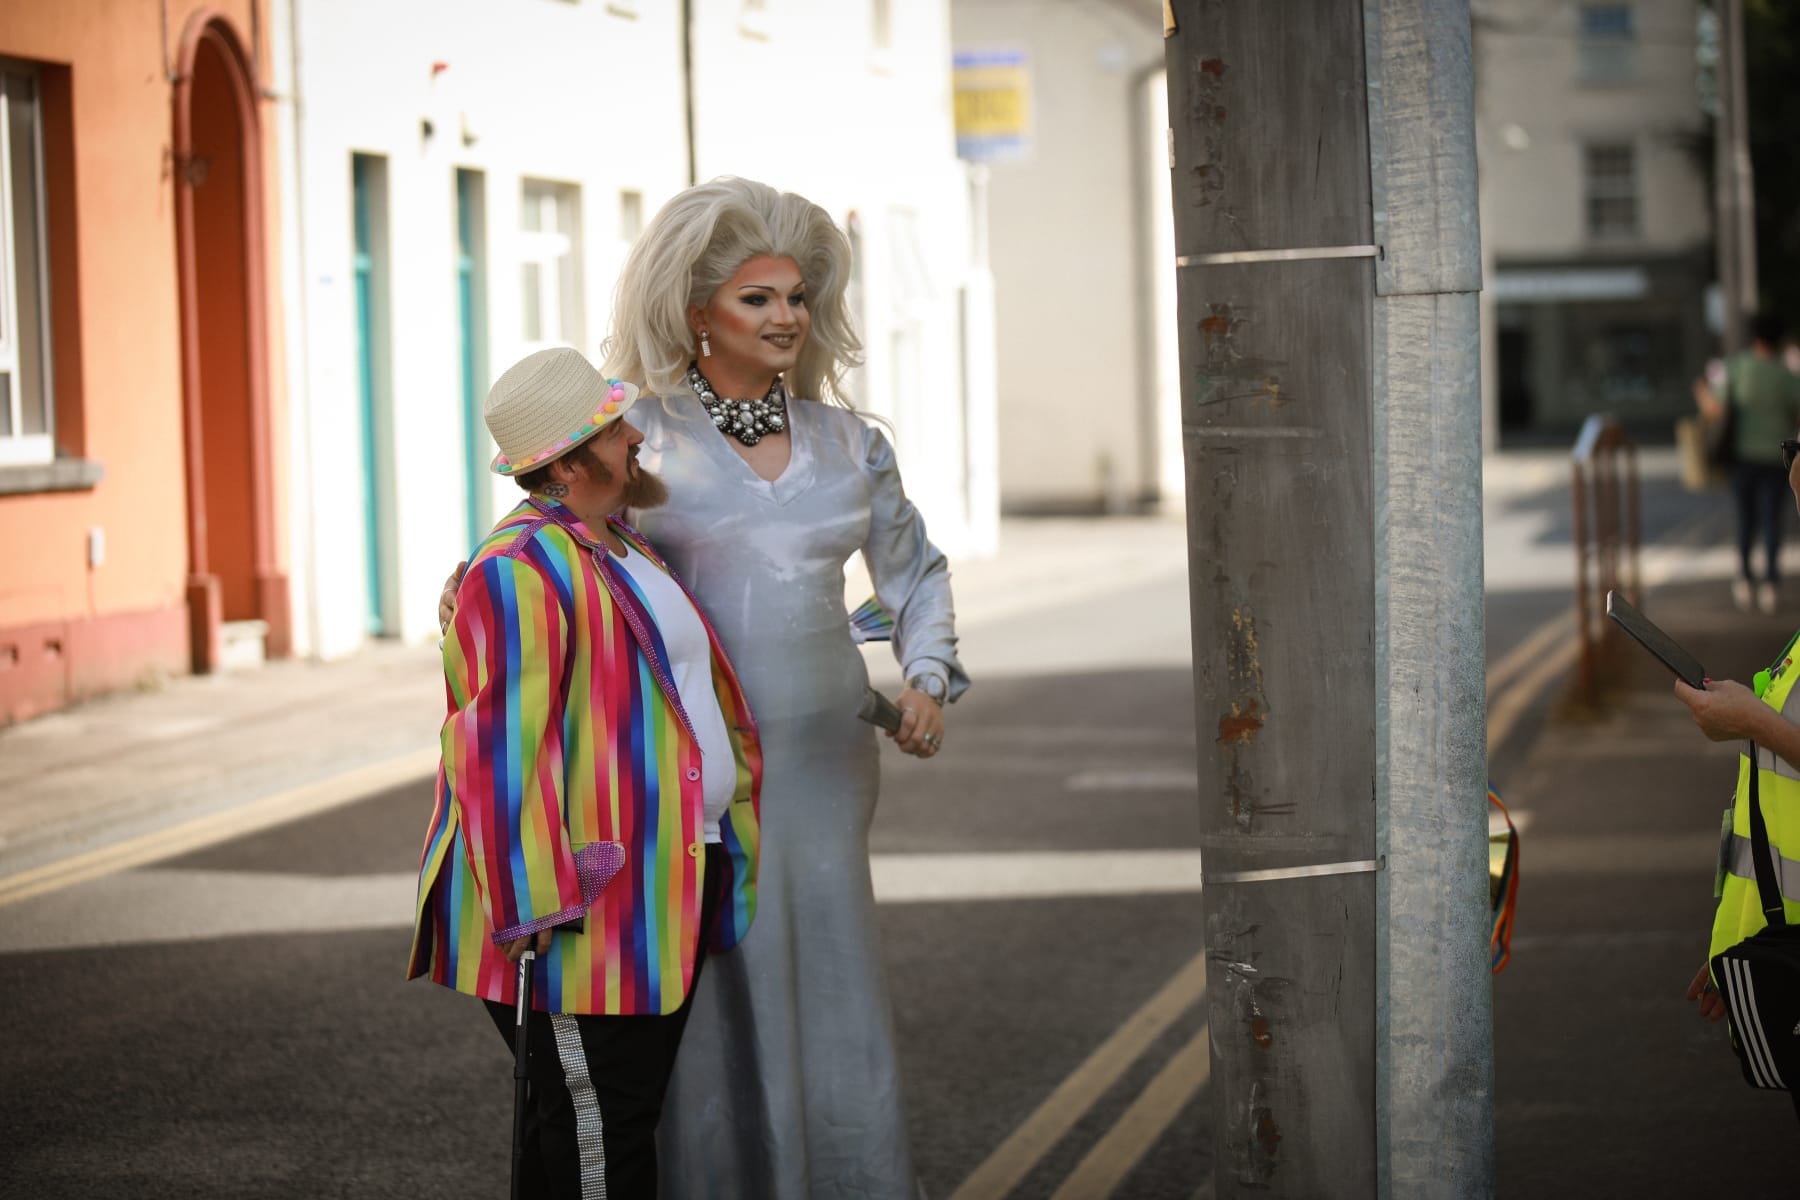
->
[905,674,947,703]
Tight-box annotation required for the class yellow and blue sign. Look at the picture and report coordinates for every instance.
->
[953,48,1031,163]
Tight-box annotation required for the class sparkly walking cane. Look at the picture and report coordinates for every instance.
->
[511,949,535,1200]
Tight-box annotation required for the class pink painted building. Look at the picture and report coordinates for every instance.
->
[0,1,290,723]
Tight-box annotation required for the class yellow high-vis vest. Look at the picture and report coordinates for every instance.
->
[1711,632,1800,962]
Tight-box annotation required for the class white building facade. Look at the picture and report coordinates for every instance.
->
[1475,0,1713,447]
[267,0,997,658]
[949,0,1174,514]
[957,0,1715,499]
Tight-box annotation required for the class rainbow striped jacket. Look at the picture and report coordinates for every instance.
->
[406,498,762,1016]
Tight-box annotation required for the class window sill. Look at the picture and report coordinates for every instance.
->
[0,457,104,496]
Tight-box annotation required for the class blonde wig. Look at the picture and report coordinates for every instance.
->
[602,177,864,405]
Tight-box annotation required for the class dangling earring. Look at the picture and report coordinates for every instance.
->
[700,329,712,357]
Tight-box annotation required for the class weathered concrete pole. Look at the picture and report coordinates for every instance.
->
[1164,2,1490,1194]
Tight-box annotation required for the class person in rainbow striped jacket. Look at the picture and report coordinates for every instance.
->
[407,346,763,1197]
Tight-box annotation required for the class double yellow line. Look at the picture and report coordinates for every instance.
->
[943,609,1559,1197]
[1485,502,1727,754]
[1485,611,1578,753]
[950,951,1209,1199]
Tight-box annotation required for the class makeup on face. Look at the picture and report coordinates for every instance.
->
[693,255,810,395]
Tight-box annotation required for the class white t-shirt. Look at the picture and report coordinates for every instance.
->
[612,543,736,843]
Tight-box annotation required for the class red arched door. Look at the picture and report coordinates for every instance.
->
[172,14,289,671]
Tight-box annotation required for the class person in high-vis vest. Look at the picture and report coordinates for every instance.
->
[1675,435,1800,1020]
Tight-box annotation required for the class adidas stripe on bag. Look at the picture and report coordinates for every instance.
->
[1711,738,1800,1106]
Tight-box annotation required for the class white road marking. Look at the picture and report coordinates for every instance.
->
[0,868,419,954]
[0,850,1207,954]
[961,727,1195,749]
[1065,768,1199,792]
[871,851,1205,903]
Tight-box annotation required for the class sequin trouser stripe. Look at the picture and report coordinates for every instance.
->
[550,1014,608,1199]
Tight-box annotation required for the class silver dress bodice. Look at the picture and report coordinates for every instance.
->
[628,391,966,1199]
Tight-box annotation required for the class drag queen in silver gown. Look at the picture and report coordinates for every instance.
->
[608,178,967,1198]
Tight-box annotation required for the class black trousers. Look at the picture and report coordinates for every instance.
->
[484,844,724,1199]
[1732,460,1789,583]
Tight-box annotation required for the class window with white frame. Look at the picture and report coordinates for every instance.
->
[1584,142,1639,241]
[519,179,585,350]
[1578,4,1637,84]
[0,66,53,467]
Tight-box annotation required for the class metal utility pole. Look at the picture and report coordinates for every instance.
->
[1715,0,1757,354]
[682,0,699,185]
[1164,2,1490,1195]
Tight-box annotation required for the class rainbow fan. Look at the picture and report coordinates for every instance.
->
[1488,781,1519,973]
[849,596,894,644]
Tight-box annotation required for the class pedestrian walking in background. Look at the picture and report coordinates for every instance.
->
[409,347,764,1197]
[1695,313,1800,614]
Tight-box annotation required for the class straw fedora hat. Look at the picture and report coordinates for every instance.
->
[486,347,639,476]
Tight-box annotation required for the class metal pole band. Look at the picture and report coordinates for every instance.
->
[1205,856,1386,885]
[1177,244,1381,267]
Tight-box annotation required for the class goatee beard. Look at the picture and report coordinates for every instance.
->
[621,466,669,511]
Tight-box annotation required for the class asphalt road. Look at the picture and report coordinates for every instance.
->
[0,560,1211,1199]
[0,451,1771,1198]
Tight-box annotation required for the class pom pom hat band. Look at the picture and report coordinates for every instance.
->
[485,346,639,475]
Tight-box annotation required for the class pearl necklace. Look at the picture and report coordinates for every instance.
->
[687,365,787,447]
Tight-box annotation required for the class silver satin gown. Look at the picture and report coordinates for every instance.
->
[628,392,968,1200]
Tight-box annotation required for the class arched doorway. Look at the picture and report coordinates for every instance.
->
[172,14,289,671]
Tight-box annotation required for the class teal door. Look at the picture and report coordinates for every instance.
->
[456,169,488,553]
[352,154,388,636]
